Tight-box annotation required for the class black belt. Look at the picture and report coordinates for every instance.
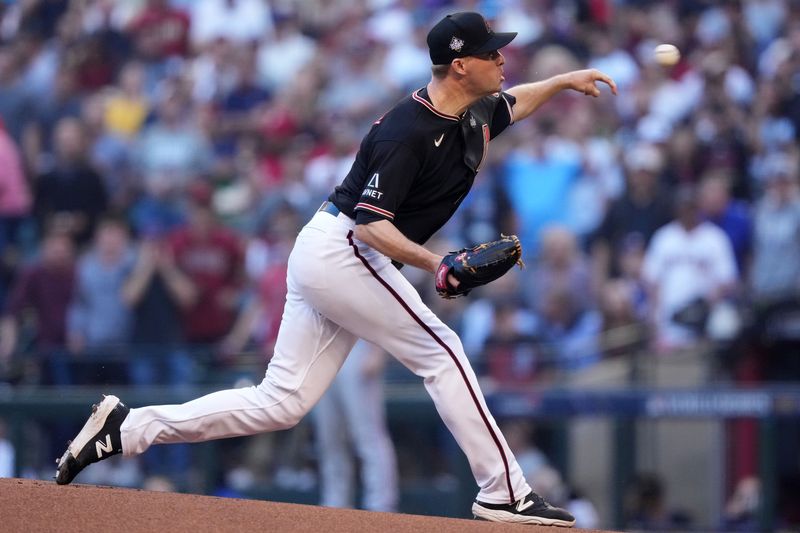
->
[318,201,341,217]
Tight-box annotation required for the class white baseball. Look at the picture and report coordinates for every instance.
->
[654,43,681,66]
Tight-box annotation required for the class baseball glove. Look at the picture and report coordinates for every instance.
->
[435,234,524,299]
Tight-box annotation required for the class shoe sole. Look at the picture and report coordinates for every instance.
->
[55,395,121,484]
[472,503,576,527]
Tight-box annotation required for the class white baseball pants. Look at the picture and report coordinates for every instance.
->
[120,210,530,504]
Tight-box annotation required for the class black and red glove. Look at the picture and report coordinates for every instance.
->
[435,234,524,299]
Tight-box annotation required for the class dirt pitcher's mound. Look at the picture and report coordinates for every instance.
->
[0,478,613,532]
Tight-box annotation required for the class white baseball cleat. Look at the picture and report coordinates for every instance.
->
[472,491,576,527]
[55,395,129,485]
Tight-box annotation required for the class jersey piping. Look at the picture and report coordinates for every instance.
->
[411,90,460,121]
[476,123,490,172]
[355,202,395,220]
[501,92,515,124]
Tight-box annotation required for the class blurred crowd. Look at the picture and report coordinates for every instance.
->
[0,0,796,387]
[0,0,799,527]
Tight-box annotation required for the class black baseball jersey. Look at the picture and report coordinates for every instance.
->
[328,87,516,245]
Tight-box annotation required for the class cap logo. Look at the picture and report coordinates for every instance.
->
[449,36,464,52]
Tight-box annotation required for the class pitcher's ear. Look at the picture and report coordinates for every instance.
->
[451,57,468,75]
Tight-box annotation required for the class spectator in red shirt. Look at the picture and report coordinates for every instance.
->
[0,228,76,384]
[221,203,301,359]
[126,0,191,62]
[169,183,243,347]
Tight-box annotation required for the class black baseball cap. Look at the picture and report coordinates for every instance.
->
[427,12,516,65]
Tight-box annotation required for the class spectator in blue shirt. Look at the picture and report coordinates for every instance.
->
[699,170,752,274]
[67,217,135,383]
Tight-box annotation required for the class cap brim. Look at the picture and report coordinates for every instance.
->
[472,32,517,55]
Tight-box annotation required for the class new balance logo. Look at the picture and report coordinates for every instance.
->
[434,133,444,147]
[96,434,113,459]
[367,173,380,189]
[516,498,535,513]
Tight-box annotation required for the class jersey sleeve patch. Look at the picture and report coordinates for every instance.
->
[354,140,419,223]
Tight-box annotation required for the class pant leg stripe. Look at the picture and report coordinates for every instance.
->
[346,231,515,503]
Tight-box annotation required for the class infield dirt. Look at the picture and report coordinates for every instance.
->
[0,478,614,532]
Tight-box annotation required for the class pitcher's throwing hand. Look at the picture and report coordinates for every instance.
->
[564,68,618,97]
